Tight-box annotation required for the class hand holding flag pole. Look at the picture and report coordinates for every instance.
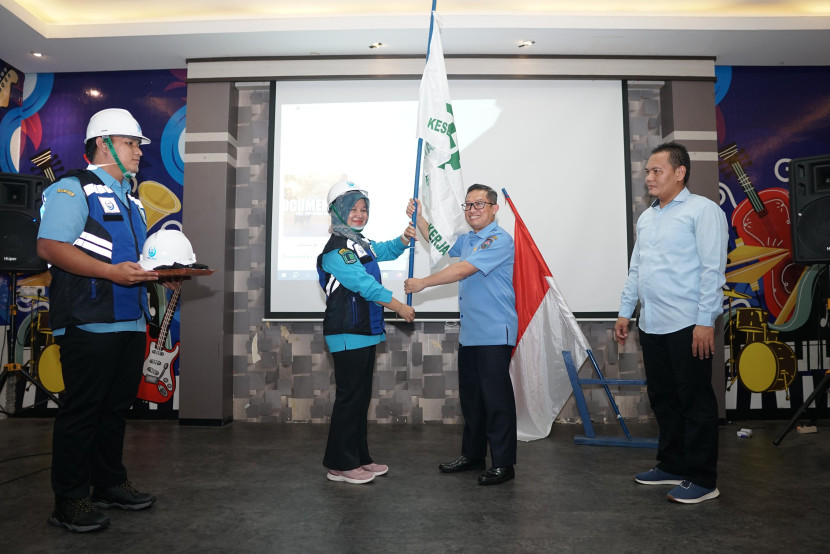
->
[407,146,422,308]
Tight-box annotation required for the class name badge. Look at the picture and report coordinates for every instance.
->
[353,243,368,258]
[98,196,121,215]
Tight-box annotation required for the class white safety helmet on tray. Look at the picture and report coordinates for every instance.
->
[85,108,151,145]
[140,229,196,270]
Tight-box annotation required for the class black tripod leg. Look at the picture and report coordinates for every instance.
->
[16,365,63,408]
[0,368,9,399]
[774,371,830,445]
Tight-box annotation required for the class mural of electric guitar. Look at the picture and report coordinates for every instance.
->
[137,284,180,403]
[0,68,19,109]
[718,143,804,321]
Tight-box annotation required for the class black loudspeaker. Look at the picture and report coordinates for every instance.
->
[790,155,830,264]
[0,172,48,273]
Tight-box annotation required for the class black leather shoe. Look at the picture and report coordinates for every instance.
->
[92,481,156,511]
[438,456,486,473]
[478,466,515,485]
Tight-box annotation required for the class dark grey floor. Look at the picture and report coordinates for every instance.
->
[0,418,826,553]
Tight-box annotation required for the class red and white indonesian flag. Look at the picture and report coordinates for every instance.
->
[416,13,467,266]
[507,194,591,441]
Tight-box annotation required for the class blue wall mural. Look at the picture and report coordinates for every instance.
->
[716,65,830,417]
[1,66,187,416]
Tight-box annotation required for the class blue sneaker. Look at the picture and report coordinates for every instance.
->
[634,467,683,485]
[667,480,720,504]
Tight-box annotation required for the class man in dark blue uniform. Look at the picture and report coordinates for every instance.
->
[405,184,518,485]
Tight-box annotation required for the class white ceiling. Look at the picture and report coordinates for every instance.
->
[1,1,829,74]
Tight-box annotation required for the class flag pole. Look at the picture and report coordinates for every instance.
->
[407,1,438,306]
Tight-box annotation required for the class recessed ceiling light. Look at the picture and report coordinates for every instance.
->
[30,51,44,57]
[86,89,102,98]
[369,42,384,49]
[518,40,535,48]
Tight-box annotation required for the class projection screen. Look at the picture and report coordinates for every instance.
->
[266,78,630,320]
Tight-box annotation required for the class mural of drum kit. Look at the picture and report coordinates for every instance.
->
[724,288,796,398]
[16,271,64,396]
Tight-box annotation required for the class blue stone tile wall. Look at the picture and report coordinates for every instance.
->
[231,83,663,426]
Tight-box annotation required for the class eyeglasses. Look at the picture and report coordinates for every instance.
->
[460,201,496,211]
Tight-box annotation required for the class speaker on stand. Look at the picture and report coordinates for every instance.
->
[775,155,830,444]
[0,173,62,412]
[790,155,830,264]
[0,172,48,273]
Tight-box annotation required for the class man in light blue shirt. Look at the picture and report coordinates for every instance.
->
[405,184,518,486]
[38,108,164,533]
[615,142,728,504]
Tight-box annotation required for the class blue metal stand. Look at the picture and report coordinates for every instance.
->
[563,350,657,448]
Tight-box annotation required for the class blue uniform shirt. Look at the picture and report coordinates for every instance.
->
[38,165,147,335]
[450,220,518,347]
[618,187,728,334]
[321,236,407,352]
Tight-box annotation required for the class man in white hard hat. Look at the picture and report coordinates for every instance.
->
[37,108,169,532]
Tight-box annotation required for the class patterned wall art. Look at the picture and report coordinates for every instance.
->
[715,66,830,418]
[2,67,186,416]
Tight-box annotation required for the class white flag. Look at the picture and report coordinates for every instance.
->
[416,14,467,266]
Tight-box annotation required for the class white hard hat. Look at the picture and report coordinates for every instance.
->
[85,108,150,145]
[140,229,196,269]
[327,180,368,209]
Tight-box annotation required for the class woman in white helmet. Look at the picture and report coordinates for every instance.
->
[316,180,416,484]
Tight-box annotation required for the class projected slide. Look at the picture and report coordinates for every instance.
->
[267,79,629,319]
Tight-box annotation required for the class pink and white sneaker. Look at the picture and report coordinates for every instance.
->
[326,468,375,484]
[361,463,389,476]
